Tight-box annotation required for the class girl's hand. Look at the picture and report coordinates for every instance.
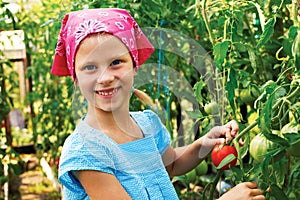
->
[202,120,239,146]
[219,182,266,200]
[197,120,239,158]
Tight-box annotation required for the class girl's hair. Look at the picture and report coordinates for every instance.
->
[132,88,156,109]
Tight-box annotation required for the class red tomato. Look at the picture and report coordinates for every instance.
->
[211,145,238,170]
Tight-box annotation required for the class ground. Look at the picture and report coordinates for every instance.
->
[19,169,61,200]
[0,155,62,200]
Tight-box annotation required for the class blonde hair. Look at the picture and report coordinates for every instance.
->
[132,88,157,109]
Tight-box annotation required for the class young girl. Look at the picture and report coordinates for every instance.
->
[51,8,265,200]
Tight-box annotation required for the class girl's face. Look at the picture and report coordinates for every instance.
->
[74,34,136,112]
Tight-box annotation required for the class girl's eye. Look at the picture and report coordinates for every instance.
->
[110,60,122,66]
[84,65,97,71]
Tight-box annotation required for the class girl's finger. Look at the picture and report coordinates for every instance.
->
[252,195,266,200]
[225,120,239,135]
[250,189,264,196]
[245,181,258,189]
[201,136,225,146]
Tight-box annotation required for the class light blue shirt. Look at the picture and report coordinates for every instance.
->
[58,110,179,199]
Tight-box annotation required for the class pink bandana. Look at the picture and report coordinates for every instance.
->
[51,8,154,79]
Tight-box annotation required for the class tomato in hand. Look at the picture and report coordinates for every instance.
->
[211,145,238,170]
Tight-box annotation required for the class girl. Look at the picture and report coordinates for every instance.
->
[51,8,265,200]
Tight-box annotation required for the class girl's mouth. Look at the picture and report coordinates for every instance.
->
[95,87,120,97]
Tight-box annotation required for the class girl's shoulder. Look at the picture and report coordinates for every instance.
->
[62,118,116,152]
[130,109,163,127]
[130,109,169,137]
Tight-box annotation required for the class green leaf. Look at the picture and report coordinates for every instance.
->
[186,110,203,120]
[226,67,237,115]
[213,41,229,70]
[265,132,290,147]
[288,26,298,39]
[269,184,289,200]
[230,167,244,182]
[234,10,244,36]
[248,48,257,73]
[261,154,272,178]
[216,154,236,170]
[274,160,288,185]
[257,17,276,49]
[193,80,204,103]
[172,175,187,183]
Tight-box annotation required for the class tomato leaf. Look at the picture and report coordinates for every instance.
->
[185,110,203,120]
[264,132,289,147]
[230,167,244,182]
[288,26,298,39]
[193,80,204,103]
[274,160,288,185]
[269,184,289,200]
[213,41,229,70]
[216,154,236,170]
[257,17,276,49]
[172,175,187,183]
[226,67,237,115]
[283,133,300,146]
[262,154,272,177]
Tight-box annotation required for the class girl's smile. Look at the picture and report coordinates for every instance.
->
[94,86,121,98]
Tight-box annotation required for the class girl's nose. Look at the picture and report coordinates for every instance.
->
[97,68,114,85]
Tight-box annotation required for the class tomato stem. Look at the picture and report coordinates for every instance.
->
[233,120,258,144]
[201,0,215,46]
[208,170,223,200]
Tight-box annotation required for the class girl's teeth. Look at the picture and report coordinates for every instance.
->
[99,88,118,96]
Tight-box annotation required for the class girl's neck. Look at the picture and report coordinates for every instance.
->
[85,106,130,130]
[84,106,143,144]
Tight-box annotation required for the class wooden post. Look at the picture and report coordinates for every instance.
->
[0,63,12,146]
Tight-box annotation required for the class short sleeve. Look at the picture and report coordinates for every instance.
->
[143,110,171,155]
[58,129,115,195]
[62,185,89,199]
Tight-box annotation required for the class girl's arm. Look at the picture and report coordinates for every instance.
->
[162,120,238,177]
[77,170,131,200]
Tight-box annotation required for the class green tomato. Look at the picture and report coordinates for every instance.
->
[249,133,273,162]
[204,101,219,115]
[240,88,256,105]
[250,132,285,162]
[195,160,208,176]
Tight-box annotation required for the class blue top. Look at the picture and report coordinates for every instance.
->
[58,110,179,199]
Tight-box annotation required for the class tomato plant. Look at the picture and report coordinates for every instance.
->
[195,160,208,176]
[211,145,238,170]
